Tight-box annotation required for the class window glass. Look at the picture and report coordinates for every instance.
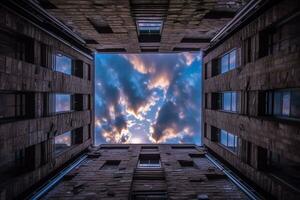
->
[227,133,235,147]
[282,92,290,116]
[231,92,237,112]
[221,54,229,73]
[229,50,236,70]
[137,20,163,35]
[55,131,71,154]
[220,130,227,146]
[223,92,231,111]
[55,94,71,112]
[55,53,72,75]
[290,90,300,117]
[273,92,282,115]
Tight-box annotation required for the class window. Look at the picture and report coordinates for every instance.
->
[220,91,239,112]
[219,130,238,152]
[101,160,120,170]
[265,89,300,118]
[55,131,71,154]
[137,20,163,35]
[243,37,252,64]
[132,191,167,200]
[15,145,36,172]
[0,31,34,63]
[171,145,195,149]
[259,27,274,58]
[138,154,161,168]
[54,53,73,75]
[178,160,195,168]
[241,139,252,166]
[220,49,237,74]
[0,92,34,121]
[55,94,71,113]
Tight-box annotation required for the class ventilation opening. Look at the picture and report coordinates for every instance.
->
[178,160,194,167]
[100,160,121,170]
[97,48,127,52]
[172,145,195,149]
[85,39,99,44]
[203,10,236,19]
[88,17,113,34]
[38,0,57,9]
[181,38,210,43]
[100,146,129,149]
[139,35,161,43]
[173,47,200,52]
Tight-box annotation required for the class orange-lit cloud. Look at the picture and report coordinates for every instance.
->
[122,54,155,74]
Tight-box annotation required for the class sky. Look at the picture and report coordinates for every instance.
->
[94,53,202,145]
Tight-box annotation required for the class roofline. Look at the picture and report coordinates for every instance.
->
[205,0,270,53]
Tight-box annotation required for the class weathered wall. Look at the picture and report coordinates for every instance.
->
[203,0,300,199]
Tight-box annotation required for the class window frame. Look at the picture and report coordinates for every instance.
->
[138,154,161,169]
[265,89,300,120]
[53,52,74,75]
[219,49,237,74]
[220,91,239,113]
[218,129,238,153]
[136,20,163,35]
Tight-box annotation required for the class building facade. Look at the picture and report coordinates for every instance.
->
[0,1,94,199]
[43,144,248,200]
[203,0,300,199]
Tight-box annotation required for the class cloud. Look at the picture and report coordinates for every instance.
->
[95,53,202,145]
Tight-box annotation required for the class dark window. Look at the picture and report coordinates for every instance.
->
[264,89,300,119]
[257,146,268,170]
[204,123,207,138]
[84,39,99,44]
[132,191,168,200]
[138,35,161,43]
[181,37,210,43]
[178,160,194,168]
[97,48,126,52]
[203,10,235,19]
[73,127,84,144]
[15,145,36,173]
[87,64,91,80]
[40,43,52,68]
[211,126,219,142]
[88,17,113,34]
[241,139,252,165]
[40,141,48,166]
[0,92,34,121]
[211,58,219,77]
[100,146,129,149]
[173,47,200,52]
[73,94,84,111]
[259,27,274,58]
[74,60,84,78]
[204,63,208,79]
[171,146,195,149]
[0,31,34,63]
[243,37,252,64]
[101,160,120,170]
